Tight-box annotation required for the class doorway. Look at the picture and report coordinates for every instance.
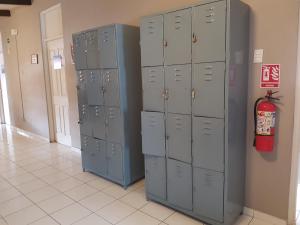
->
[40,4,71,146]
[0,33,10,125]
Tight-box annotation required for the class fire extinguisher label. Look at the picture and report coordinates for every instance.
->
[257,111,276,135]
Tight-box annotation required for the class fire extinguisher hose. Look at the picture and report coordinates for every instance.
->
[253,97,265,147]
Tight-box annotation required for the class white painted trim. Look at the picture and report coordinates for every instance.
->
[288,7,300,225]
[6,125,50,143]
[244,207,287,225]
[41,3,62,15]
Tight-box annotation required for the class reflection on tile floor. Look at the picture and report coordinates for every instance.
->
[0,125,270,225]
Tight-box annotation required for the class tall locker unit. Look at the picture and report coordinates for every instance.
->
[73,24,144,187]
[140,0,249,224]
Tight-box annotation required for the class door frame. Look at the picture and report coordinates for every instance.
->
[40,3,64,143]
[288,4,300,225]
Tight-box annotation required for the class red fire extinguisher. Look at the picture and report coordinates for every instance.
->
[253,90,279,152]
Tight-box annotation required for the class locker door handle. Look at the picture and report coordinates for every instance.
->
[164,89,169,100]
[192,33,198,43]
[164,40,168,47]
[192,89,196,100]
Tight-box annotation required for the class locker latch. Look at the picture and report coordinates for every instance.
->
[192,33,198,44]
[164,89,169,100]
[192,89,196,100]
[164,40,168,47]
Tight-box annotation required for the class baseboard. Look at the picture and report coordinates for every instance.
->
[244,207,287,225]
[7,125,50,143]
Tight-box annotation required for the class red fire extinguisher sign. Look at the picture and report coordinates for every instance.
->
[261,64,280,88]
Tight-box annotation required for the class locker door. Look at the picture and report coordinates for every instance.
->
[193,117,224,172]
[141,112,165,156]
[106,107,123,144]
[192,63,225,118]
[142,67,164,112]
[140,15,164,66]
[73,33,87,70]
[77,71,87,105]
[164,8,191,65]
[103,69,120,107]
[79,105,92,136]
[92,106,106,140]
[192,1,226,63]
[81,137,96,172]
[86,70,104,106]
[145,155,166,200]
[166,114,191,163]
[94,139,107,176]
[107,143,123,182]
[165,65,191,114]
[167,159,192,210]
[193,168,224,222]
[99,26,118,68]
[86,30,100,69]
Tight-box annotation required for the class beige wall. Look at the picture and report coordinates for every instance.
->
[0,0,59,138]
[0,0,299,220]
[242,0,299,219]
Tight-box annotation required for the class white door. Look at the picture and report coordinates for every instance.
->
[47,39,71,146]
[42,4,71,146]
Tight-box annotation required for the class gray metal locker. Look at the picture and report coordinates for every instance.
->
[73,24,143,188]
[164,8,192,65]
[92,106,106,140]
[99,26,118,68]
[79,104,92,137]
[106,107,123,144]
[141,112,165,156]
[103,69,120,107]
[86,30,100,69]
[87,70,104,106]
[145,155,166,200]
[193,116,224,172]
[167,159,192,210]
[141,1,249,224]
[77,71,87,105]
[193,168,224,222]
[166,113,191,163]
[192,63,225,118]
[73,32,87,70]
[142,67,165,112]
[192,1,226,63]
[165,64,191,114]
[140,15,164,67]
[107,143,123,182]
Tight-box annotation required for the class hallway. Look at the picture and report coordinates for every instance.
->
[0,125,274,225]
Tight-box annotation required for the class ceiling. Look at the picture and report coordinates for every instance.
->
[0,4,19,10]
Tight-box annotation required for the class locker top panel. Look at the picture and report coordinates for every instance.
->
[140,0,227,19]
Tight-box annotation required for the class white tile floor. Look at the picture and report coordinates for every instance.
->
[0,125,272,225]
